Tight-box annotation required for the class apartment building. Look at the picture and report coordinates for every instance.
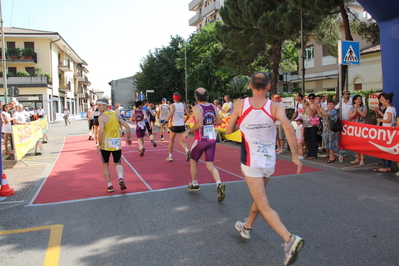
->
[294,2,379,93]
[0,27,92,121]
[188,0,224,31]
[109,76,136,110]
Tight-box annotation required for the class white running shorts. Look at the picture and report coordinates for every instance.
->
[241,163,275,178]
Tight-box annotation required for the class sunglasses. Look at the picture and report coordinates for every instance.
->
[274,97,281,100]
[308,97,314,100]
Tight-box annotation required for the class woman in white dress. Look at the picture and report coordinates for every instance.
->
[2,104,13,155]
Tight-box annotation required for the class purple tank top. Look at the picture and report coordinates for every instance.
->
[194,104,216,141]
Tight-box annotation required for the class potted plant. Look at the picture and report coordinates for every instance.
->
[22,48,35,59]
[7,48,21,59]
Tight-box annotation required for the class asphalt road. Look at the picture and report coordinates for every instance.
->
[0,120,398,266]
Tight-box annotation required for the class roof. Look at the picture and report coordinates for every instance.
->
[3,27,86,65]
[361,44,381,55]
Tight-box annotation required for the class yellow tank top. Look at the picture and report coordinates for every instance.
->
[101,111,121,151]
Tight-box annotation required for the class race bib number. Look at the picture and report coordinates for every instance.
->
[108,138,121,149]
[176,111,184,119]
[252,140,274,167]
[203,125,216,140]
[138,121,145,129]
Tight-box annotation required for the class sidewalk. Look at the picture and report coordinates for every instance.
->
[0,120,91,211]
[0,120,395,212]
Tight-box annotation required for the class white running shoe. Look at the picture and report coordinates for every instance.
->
[235,219,251,239]
[283,234,304,266]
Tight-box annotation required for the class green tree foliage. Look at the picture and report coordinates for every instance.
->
[176,23,251,101]
[135,35,185,103]
[215,0,322,96]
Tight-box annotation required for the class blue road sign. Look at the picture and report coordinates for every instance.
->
[340,41,360,65]
[139,94,145,100]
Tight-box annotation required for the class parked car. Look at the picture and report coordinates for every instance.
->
[125,110,132,120]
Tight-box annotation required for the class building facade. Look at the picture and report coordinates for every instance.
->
[188,0,224,31]
[293,2,379,93]
[0,27,92,121]
[109,76,136,111]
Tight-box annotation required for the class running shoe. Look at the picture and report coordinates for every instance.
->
[140,148,145,157]
[106,186,114,193]
[88,136,92,140]
[186,150,191,161]
[217,183,226,202]
[298,156,304,160]
[166,157,173,162]
[187,183,200,191]
[283,234,305,266]
[151,140,157,147]
[395,171,399,177]
[277,149,284,155]
[118,178,127,190]
[161,138,164,141]
[235,219,251,239]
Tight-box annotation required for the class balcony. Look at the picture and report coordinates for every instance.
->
[0,76,50,87]
[58,60,72,72]
[59,77,72,92]
[189,13,203,26]
[202,1,221,17]
[74,70,85,81]
[189,0,203,11]
[79,76,91,86]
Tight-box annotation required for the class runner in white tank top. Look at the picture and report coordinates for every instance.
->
[226,71,304,266]
[239,97,276,169]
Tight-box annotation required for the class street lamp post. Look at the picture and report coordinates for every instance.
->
[184,43,187,103]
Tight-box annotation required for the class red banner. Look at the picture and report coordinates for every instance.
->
[340,120,399,162]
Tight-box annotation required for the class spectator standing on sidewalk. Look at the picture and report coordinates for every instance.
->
[63,107,71,125]
[302,94,319,159]
[226,71,304,266]
[272,94,285,154]
[221,95,233,118]
[12,104,28,125]
[295,118,304,160]
[183,87,225,202]
[373,93,396,172]
[96,98,132,192]
[2,104,13,155]
[316,100,340,163]
[348,95,368,166]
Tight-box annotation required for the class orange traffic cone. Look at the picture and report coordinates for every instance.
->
[0,173,15,197]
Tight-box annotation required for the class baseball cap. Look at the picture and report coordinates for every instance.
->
[96,98,109,106]
[162,98,167,102]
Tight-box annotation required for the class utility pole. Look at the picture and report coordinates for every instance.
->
[301,10,305,95]
[184,43,187,103]
[0,0,8,103]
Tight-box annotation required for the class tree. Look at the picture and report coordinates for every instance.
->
[289,0,380,93]
[215,0,322,96]
[176,23,243,101]
[135,36,185,103]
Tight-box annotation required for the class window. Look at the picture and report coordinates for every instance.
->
[322,45,331,57]
[305,45,314,60]
[7,42,15,49]
[24,42,34,49]
[25,67,35,75]
[8,67,17,76]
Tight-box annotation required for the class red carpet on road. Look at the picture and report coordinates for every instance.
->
[33,133,321,204]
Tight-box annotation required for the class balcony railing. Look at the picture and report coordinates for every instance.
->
[59,77,72,91]
[202,1,221,17]
[0,76,50,87]
[189,13,203,26]
[189,0,203,11]
[74,70,85,81]
[1,52,38,64]
[58,60,72,72]
[80,76,91,86]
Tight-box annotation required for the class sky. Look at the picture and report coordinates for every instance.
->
[2,0,196,96]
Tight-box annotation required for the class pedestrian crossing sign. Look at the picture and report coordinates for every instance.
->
[339,40,360,65]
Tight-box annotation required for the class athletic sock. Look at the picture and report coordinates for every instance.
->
[169,154,172,158]
[116,165,124,179]
[107,182,112,187]
[192,180,198,185]
[216,181,221,187]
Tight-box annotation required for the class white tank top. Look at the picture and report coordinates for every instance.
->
[239,97,276,168]
[172,102,185,126]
